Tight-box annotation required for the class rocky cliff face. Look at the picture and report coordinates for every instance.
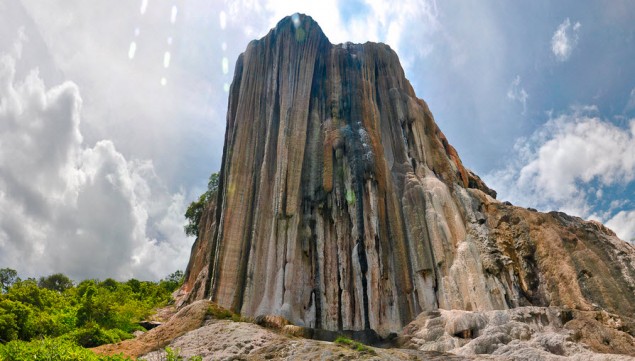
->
[177,14,635,338]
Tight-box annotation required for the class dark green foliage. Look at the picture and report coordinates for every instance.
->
[39,273,74,292]
[184,193,207,237]
[126,279,141,293]
[64,321,130,348]
[184,171,219,237]
[0,299,33,342]
[99,278,118,291]
[0,268,18,293]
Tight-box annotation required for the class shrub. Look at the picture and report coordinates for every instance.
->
[161,347,203,361]
[334,336,377,355]
[64,322,128,347]
[0,337,133,360]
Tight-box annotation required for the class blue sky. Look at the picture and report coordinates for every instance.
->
[0,0,633,280]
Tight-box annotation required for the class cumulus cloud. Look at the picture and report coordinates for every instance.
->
[486,106,635,241]
[0,34,191,281]
[551,18,581,62]
[507,75,529,114]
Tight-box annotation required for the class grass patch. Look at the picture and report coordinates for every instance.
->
[160,347,202,361]
[334,336,377,355]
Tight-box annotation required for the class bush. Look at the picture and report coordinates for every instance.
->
[0,337,133,360]
[0,270,180,354]
[64,322,131,348]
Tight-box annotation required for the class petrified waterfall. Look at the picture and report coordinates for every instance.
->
[177,14,635,337]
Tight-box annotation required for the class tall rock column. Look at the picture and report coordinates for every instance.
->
[177,14,635,337]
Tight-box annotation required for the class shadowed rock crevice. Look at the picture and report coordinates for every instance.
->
[176,14,635,340]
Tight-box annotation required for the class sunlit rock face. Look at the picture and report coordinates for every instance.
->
[178,14,635,337]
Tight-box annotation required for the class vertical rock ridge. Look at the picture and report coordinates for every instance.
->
[177,13,635,338]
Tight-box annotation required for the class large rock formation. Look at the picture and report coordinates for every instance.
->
[177,14,635,341]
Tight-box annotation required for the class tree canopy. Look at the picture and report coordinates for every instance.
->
[0,268,18,293]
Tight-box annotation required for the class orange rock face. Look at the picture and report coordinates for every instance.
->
[178,14,635,337]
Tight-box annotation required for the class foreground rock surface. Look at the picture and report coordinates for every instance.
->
[401,306,635,360]
[141,319,471,361]
[94,301,635,360]
[178,13,635,345]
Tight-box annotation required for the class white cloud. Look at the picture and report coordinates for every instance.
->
[0,34,191,281]
[507,75,529,114]
[19,0,225,189]
[551,18,581,62]
[225,0,440,68]
[606,211,635,242]
[486,106,635,241]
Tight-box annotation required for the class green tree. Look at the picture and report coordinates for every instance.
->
[0,268,18,293]
[0,299,35,341]
[184,172,219,237]
[184,193,207,237]
[160,270,184,293]
[76,285,98,326]
[207,172,219,196]
[99,278,118,292]
[126,279,141,293]
[6,279,58,310]
[38,273,74,292]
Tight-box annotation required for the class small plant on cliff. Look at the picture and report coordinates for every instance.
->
[334,336,377,355]
[184,172,219,237]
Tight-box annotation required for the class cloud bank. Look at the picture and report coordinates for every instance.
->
[486,106,635,242]
[0,34,190,281]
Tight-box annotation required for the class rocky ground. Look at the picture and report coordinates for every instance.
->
[400,307,635,361]
[93,301,635,360]
[141,319,469,361]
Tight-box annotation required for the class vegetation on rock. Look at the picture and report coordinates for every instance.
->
[184,172,218,237]
[334,336,377,355]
